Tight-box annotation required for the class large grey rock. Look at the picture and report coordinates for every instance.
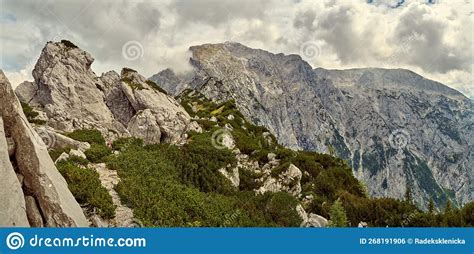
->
[127,109,162,145]
[0,116,29,227]
[15,81,36,103]
[26,41,126,135]
[25,195,44,227]
[98,71,120,96]
[296,204,328,227]
[257,163,302,197]
[1,70,88,227]
[54,152,70,164]
[186,42,473,207]
[119,69,192,144]
[33,126,90,152]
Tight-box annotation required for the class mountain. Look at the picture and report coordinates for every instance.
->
[153,42,473,208]
[5,40,473,227]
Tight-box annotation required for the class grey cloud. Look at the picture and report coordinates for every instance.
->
[1,0,472,97]
[392,4,471,73]
[293,9,317,30]
[170,0,270,27]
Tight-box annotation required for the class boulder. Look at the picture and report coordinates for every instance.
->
[15,81,36,103]
[1,70,88,227]
[25,196,44,227]
[218,167,240,187]
[187,121,202,133]
[297,204,328,227]
[127,109,162,145]
[34,126,90,152]
[69,149,87,159]
[267,152,277,161]
[304,214,328,227]
[54,152,70,164]
[0,116,29,226]
[257,163,302,197]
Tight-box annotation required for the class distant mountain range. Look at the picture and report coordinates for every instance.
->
[150,42,473,208]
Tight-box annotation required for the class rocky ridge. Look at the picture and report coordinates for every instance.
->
[0,70,88,227]
[155,42,473,208]
[17,41,196,145]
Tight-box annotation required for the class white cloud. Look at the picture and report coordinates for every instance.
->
[1,0,472,97]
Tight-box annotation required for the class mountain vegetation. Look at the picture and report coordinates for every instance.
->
[56,89,473,227]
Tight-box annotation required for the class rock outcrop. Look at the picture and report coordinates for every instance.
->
[296,204,328,227]
[257,163,302,197]
[1,70,88,227]
[176,42,473,208]
[16,41,196,146]
[29,41,124,136]
[0,117,29,226]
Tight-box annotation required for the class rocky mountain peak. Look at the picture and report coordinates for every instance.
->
[16,40,195,145]
[164,42,473,208]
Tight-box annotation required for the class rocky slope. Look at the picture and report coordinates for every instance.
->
[0,70,88,227]
[155,42,473,208]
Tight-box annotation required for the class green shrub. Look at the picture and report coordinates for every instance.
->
[21,102,46,125]
[112,137,143,151]
[264,192,302,227]
[328,200,348,227]
[85,143,111,163]
[461,202,474,226]
[68,155,89,166]
[179,132,237,194]
[49,146,72,161]
[57,160,115,218]
[238,168,263,191]
[270,162,291,178]
[122,77,144,90]
[66,129,105,145]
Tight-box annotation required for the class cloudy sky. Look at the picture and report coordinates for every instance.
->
[1,0,473,98]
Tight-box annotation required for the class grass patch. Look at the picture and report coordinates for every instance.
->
[65,129,105,145]
[57,159,115,219]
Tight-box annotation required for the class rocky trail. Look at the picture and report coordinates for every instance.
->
[90,163,138,227]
